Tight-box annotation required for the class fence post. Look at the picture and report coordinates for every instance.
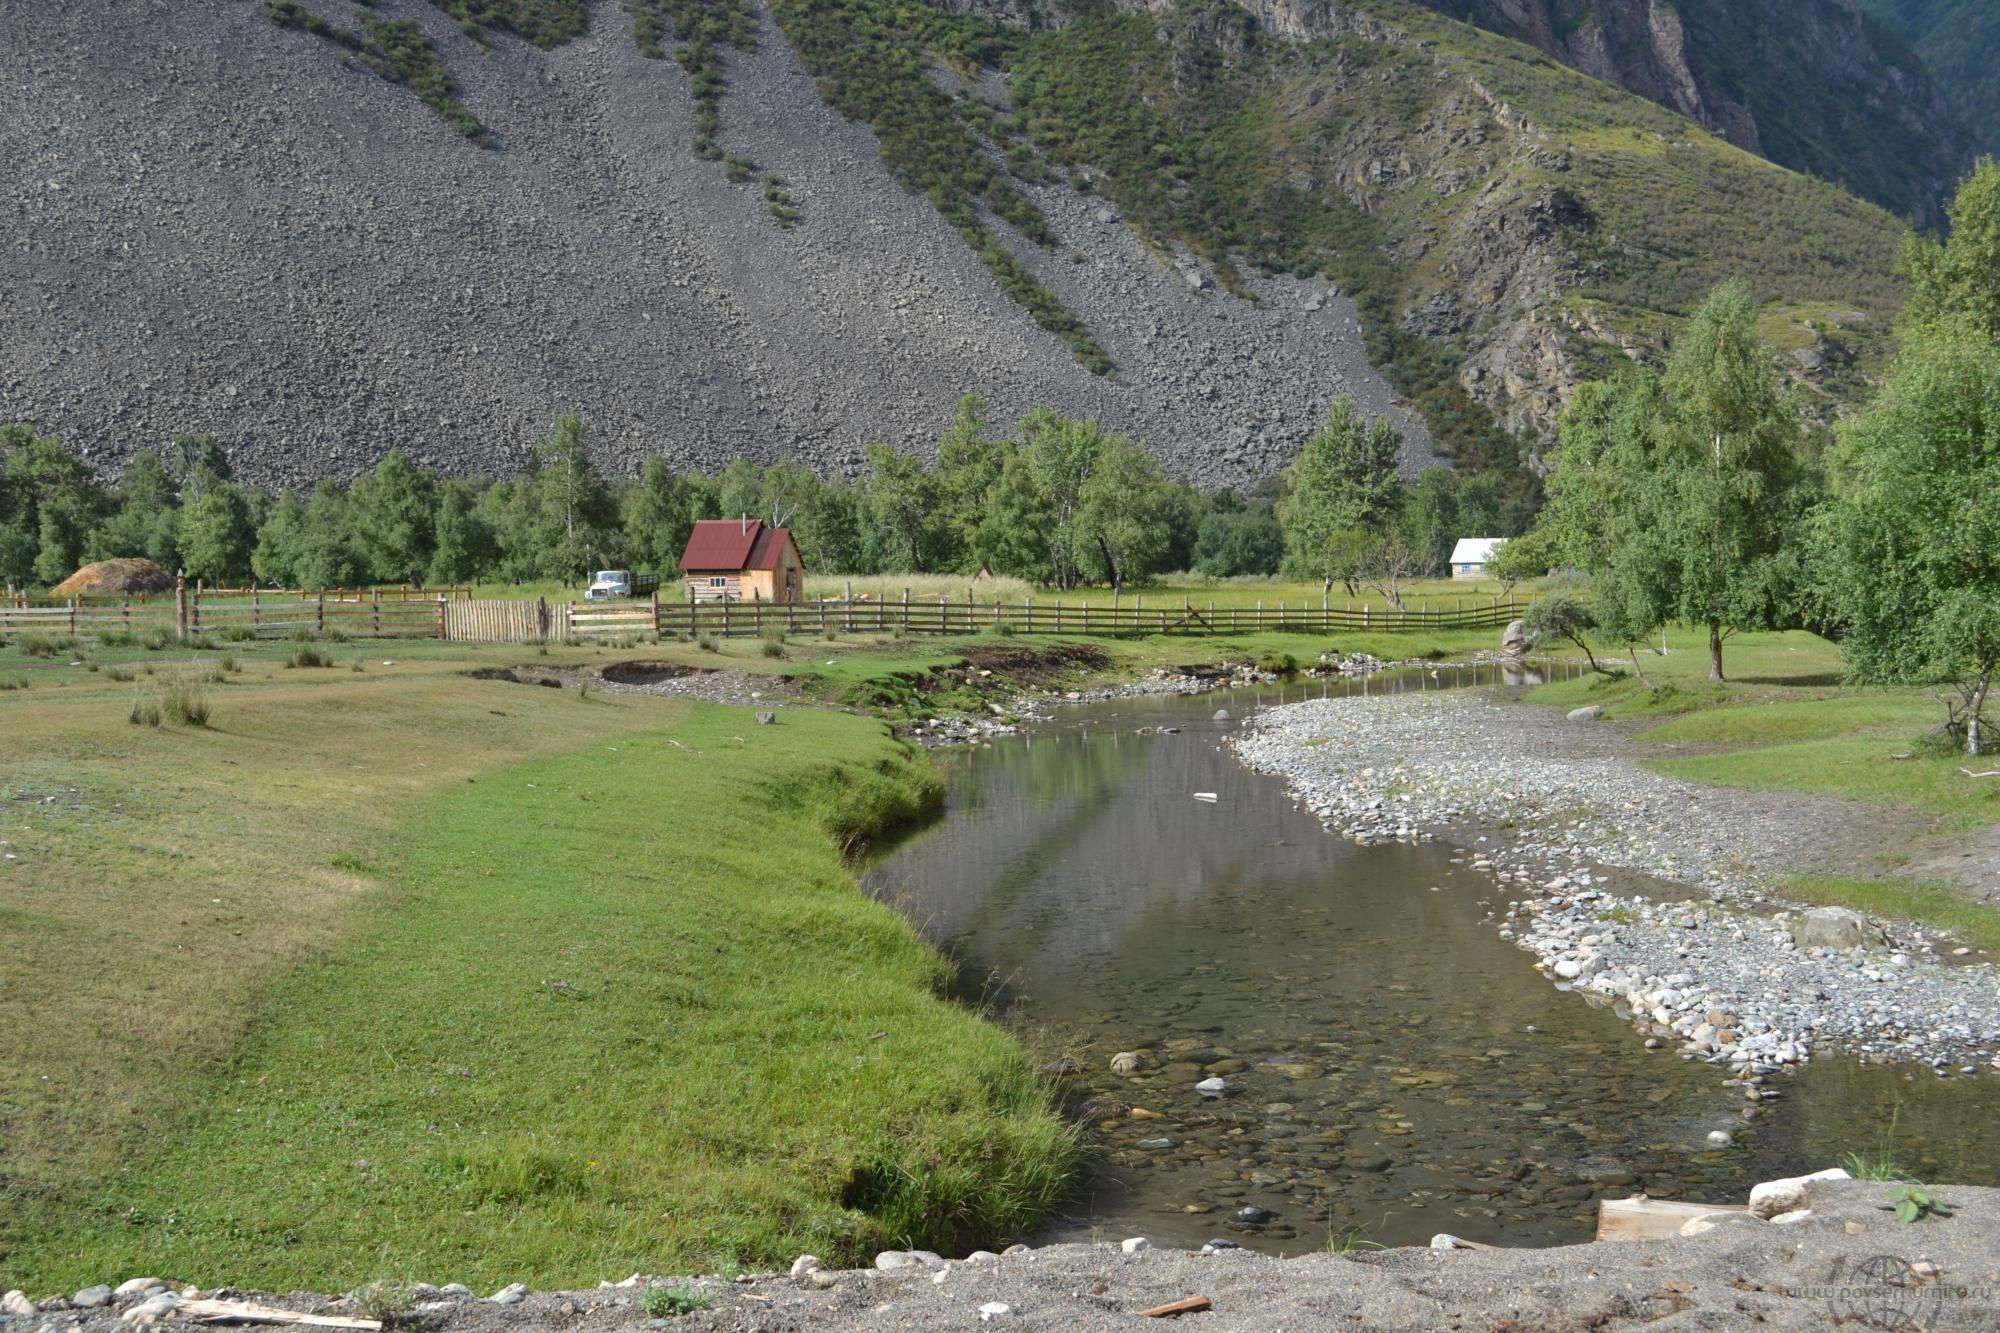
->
[371,587,380,637]
[724,597,731,638]
[316,589,325,635]
[175,574,188,641]
[123,595,132,634]
[652,590,661,640]
[845,580,854,634]
[69,596,78,636]
[437,596,447,640]
[537,596,549,639]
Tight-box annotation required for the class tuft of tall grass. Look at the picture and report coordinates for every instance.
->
[158,672,212,727]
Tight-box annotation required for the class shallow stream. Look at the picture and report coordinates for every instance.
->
[862,671,2000,1253]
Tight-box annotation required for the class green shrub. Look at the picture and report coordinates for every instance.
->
[221,625,255,642]
[220,654,241,674]
[105,666,136,683]
[287,642,332,669]
[760,639,786,658]
[1257,651,1299,675]
[0,675,28,691]
[187,633,218,650]
[141,626,174,651]
[640,1285,712,1318]
[697,633,720,653]
[97,630,138,648]
[327,627,351,644]
[18,634,56,658]
[350,1282,412,1323]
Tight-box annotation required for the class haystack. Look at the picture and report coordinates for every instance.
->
[52,558,174,596]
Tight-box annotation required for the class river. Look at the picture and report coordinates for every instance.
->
[861,672,2000,1254]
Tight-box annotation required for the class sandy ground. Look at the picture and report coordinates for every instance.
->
[23,1182,1998,1332]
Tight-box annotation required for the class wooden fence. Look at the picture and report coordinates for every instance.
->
[2,584,1522,644]
[446,599,552,644]
[0,587,445,640]
[642,594,1523,640]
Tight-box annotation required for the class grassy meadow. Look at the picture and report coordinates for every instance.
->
[0,630,1076,1290]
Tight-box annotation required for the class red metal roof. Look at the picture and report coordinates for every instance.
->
[680,519,794,571]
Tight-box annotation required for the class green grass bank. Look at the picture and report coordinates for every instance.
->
[2,703,1073,1291]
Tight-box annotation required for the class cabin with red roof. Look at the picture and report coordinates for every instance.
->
[678,518,804,604]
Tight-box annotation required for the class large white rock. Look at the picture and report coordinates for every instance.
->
[2,1291,36,1317]
[1788,907,1882,951]
[120,1293,179,1324]
[1120,1237,1151,1254]
[1749,1167,1850,1219]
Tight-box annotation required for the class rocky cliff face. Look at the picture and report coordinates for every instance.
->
[0,0,1908,489]
[1413,0,1972,225]
[0,0,1432,488]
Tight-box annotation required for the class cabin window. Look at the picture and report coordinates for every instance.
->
[709,576,725,588]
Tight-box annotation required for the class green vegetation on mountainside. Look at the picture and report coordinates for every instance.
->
[1418,0,1965,222]
[260,0,1908,468]
[1862,0,2000,155]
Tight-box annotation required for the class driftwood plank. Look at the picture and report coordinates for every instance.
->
[1136,1295,1212,1317]
[176,1299,382,1330]
[1596,1196,1751,1243]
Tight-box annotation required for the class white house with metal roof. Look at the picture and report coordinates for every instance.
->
[1448,537,1507,579]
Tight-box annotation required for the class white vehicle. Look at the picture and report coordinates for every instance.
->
[585,570,657,601]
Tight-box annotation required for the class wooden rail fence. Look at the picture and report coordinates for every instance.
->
[2,583,1522,644]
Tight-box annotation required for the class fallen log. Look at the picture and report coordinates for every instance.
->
[1136,1295,1212,1318]
[1596,1196,1751,1242]
[175,1300,382,1330]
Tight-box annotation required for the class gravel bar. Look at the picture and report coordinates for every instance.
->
[1230,691,2000,1076]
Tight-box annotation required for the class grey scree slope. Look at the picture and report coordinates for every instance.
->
[0,0,1433,487]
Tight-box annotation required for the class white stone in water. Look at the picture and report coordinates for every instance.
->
[1109,1051,1147,1075]
[1707,1130,1733,1147]
[1121,1237,1151,1254]
[1196,1076,1230,1097]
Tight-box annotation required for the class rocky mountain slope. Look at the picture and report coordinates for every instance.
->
[1412,0,1973,225]
[0,0,1909,487]
[1861,0,2000,159]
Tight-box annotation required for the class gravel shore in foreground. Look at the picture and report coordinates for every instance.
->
[8,1182,1996,1332]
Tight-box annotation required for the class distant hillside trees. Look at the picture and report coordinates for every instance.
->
[2,394,1522,594]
